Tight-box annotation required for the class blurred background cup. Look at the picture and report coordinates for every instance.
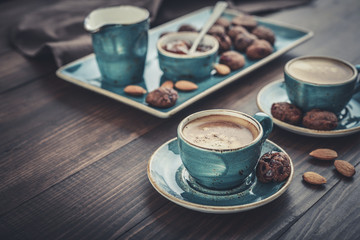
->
[284,56,360,113]
[85,6,149,86]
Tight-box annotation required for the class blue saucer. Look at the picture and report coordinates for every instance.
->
[147,138,293,214]
[257,80,360,137]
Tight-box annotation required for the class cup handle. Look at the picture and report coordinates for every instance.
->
[253,112,273,143]
[355,65,360,93]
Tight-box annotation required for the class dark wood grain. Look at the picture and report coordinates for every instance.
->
[0,119,176,239]
[0,0,359,239]
[0,51,57,93]
[0,74,166,214]
[278,163,360,240]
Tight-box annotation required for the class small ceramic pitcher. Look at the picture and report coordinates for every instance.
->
[85,6,149,86]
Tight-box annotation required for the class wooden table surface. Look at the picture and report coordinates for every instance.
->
[1,0,359,239]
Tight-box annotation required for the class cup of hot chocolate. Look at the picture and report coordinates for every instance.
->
[284,56,360,113]
[177,109,273,190]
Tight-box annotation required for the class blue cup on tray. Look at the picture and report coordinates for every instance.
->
[85,6,150,86]
[157,32,219,81]
[284,56,360,114]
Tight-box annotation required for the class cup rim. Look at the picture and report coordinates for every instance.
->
[284,55,358,86]
[177,109,263,152]
[85,5,150,32]
[157,32,219,58]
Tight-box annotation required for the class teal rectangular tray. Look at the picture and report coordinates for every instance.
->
[56,7,313,118]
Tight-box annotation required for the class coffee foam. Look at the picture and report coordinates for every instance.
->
[287,57,354,85]
[182,115,259,150]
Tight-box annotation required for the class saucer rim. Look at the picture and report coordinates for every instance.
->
[147,138,294,213]
[256,79,360,137]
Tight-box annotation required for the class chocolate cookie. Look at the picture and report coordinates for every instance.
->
[214,33,232,52]
[302,109,338,130]
[271,102,303,125]
[256,151,291,183]
[207,25,226,36]
[251,26,276,45]
[219,51,245,70]
[178,24,197,32]
[231,14,257,31]
[246,39,273,60]
[233,32,257,52]
[227,26,249,40]
[145,87,178,108]
[215,17,231,30]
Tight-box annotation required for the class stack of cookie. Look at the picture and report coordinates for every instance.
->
[271,102,338,131]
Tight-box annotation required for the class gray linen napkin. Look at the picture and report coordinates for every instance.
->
[10,0,311,67]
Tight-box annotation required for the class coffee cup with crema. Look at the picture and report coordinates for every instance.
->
[284,56,360,113]
[177,109,273,190]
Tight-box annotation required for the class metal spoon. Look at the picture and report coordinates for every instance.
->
[188,1,228,55]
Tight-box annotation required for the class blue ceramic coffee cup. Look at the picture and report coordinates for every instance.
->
[157,32,219,81]
[284,56,360,113]
[85,6,150,86]
[177,109,273,190]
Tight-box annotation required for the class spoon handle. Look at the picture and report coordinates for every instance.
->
[188,1,228,54]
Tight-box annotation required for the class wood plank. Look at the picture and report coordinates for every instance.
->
[0,119,175,240]
[278,163,360,240]
[0,51,56,93]
[0,74,165,215]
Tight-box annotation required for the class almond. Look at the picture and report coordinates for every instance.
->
[161,80,174,89]
[334,160,356,177]
[124,85,147,96]
[309,148,338,160]
[214,63,231,75]
[175,80,198,91]
[303,172,327,185]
